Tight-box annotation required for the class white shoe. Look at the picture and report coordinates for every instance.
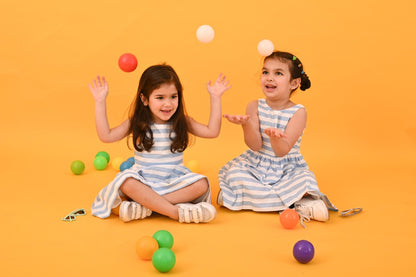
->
[119,201,152,222]
[294,196,329,222]
[217,190,223,206]
[176,202,217,223]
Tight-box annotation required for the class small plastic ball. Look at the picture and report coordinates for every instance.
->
[127,157,135,164]
[120,160,134,172]
[186,160,200,173]
[293,240,315,264]
[257,39,274,56]
[93,156,108,170]
[118,53,138,72]
[153,230,174,249]
[111,157,124,171]
[70,160,85,175]
[95,151,110,163]
[136,236,159,260]
[279,209,299,229]
[152,248,176,273]
[196,25,215,43]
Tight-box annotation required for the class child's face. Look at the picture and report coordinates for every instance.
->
[261,58,300,100]
[141,83,179,124]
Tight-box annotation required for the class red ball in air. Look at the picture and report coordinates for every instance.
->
[118,53,138,72]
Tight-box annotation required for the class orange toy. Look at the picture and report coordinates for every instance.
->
[279,209,299,229]
[136,236,159,260]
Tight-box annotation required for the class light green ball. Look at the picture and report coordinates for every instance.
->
[70,160,85,175]
[95,151,110,163]
[93,156,107,170]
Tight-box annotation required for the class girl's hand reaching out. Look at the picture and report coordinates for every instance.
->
[88,76,109,102]
[207,73,231,97]
[265,128,287,139]
[223,114,250,125]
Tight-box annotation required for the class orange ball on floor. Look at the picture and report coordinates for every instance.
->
[279,209,299,229]
[136,236,159,260]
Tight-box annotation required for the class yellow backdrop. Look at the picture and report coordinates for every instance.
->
[1,0,415,276]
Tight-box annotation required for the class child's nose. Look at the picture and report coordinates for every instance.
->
[164,99,173,106]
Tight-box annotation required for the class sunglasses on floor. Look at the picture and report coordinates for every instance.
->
[340,207,362,217]
[62,208,87,222]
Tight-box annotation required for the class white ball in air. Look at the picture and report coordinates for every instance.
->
[196,25,215,43]
[257,39,274,56]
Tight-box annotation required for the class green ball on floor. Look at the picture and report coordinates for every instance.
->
[152,248,176,273]
[70,160,85,175]
[95,151,110,163]
[93,156,107,170]
[153,230,174,249]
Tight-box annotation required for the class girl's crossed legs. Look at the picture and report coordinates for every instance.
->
[116,177,210,221]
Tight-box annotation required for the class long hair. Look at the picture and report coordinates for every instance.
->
[127,64,189,152]
[264,51,311,91]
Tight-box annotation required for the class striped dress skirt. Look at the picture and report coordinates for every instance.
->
[91,123,211,219]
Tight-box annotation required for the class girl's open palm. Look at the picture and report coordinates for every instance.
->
[265,127,287,138]
[88,76,109,102]
[207,73,231,97]
[223,114,250,125]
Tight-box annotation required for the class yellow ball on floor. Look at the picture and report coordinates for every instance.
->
[111,157,124,171]
[136,236,159,260]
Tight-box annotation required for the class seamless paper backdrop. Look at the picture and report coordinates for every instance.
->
[1,0,415,276]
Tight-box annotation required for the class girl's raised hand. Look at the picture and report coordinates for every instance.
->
[223,114,250,125]
[265,127,287,138]
[88,76,109,102]
[206,73,231,97]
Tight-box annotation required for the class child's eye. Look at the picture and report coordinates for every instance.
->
[262,71,269,75]
[156,96,164,100]
[275,72,283,76]
[171,95,178,99]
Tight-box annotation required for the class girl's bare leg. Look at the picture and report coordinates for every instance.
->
[163,178,209,204]
[119,178,209,220]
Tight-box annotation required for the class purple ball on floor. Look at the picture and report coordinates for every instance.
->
[293,240,315,264]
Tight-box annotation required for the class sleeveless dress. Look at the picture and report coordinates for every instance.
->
[218,99,336,212]
[91,123,211,219]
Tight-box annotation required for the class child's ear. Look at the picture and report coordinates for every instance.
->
[291,78,301,90]
[140,93,148,106]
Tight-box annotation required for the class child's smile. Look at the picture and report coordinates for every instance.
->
[264,83,277,92]
[160,108,174,118]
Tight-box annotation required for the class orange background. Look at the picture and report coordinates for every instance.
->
[1,0,415,276]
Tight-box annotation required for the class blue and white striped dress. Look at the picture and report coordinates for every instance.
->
[92,123,211,219]
[218,99,336,212]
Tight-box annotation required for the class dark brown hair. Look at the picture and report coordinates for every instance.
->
[127,64,189,152]
[264,51,311,91]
